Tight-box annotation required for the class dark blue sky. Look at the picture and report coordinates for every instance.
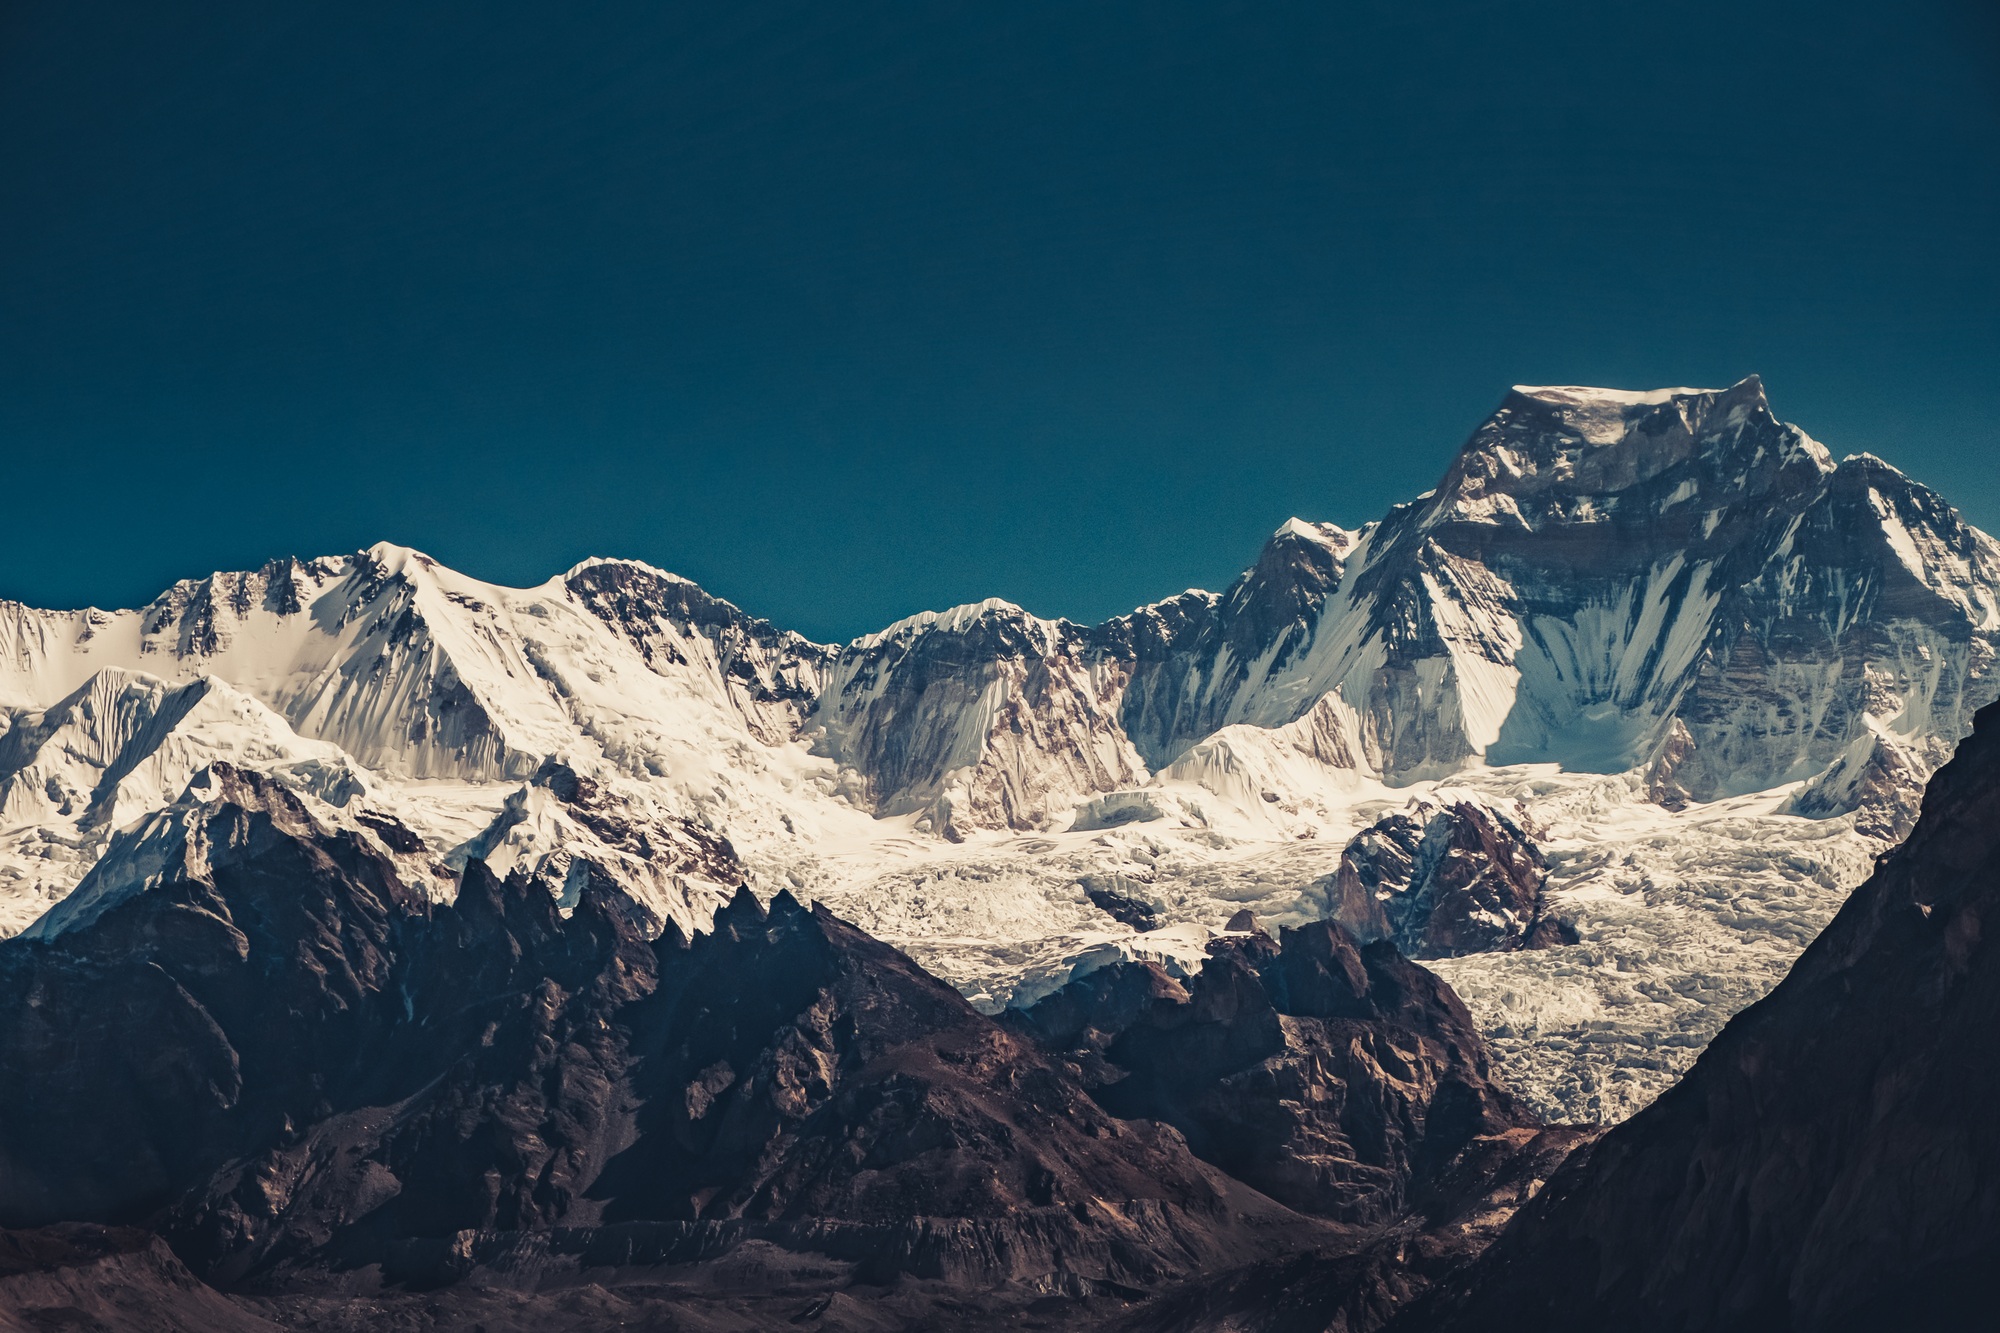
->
[2,1,1995,641]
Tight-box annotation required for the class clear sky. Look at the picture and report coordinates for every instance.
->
[2,0,1995,641]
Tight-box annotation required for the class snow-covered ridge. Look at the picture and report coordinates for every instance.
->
[1,378,1996,1125]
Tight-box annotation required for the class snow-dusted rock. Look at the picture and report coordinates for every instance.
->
[810,599,1148,836]
[1321,795,1565,957]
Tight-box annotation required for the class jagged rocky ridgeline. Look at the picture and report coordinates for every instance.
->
[0,763,1584,1330]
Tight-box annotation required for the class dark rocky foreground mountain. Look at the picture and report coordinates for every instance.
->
[0,764,1585,1330]
[1394,696,2000,1332]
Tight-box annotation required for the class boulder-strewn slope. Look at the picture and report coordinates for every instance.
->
[1400,698,2000,1332]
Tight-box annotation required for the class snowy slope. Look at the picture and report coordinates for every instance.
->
[0,377,1994,1123]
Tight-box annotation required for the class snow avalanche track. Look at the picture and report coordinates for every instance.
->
[0,377,1994,1124]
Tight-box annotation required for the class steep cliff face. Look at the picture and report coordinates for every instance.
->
[800,378,1997,837]
[1401,699,2000,1333]
[1105,518,1362,770]
[562,558,835,745]
[810,600,1150,835]
[1257,378,2000,792]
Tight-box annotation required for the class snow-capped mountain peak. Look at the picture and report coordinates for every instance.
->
[0,380,1993,1126]
[1428,375,1833,532]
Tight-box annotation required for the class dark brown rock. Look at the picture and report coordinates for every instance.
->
[0,1224,276,1332]
[1323,800,1563,957]
[1019,919,1533,1224]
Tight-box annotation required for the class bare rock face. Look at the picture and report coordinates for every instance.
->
[1018,918,1534,1224]
[1400,699,2000,1332]
[1641,717,1697,810]
[1104,518,1361,770]
[1323,799,1568,957]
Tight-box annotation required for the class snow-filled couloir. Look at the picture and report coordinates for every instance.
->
[1,376,1994,1122]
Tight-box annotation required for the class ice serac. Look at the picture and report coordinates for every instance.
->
[1400,699,2000,1333]
[811,600,1149,836]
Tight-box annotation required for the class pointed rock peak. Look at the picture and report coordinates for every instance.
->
[1840,449,1894,469]
[1490,376,1778,449]
[571,865,665,938]
[1245,518,1356,584]
[1271,517,1358,551]
[715,883,767,930]
[864,595,1077,647]
[1834,450,1928,491]
[766,886,810,922]
[453,856,510,914]
[1223,908,1264,935]
[1432,375,1830,522]
[176,760,306,818]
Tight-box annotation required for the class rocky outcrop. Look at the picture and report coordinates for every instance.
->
[1017,917,1534,1223]
[1784,724,1927,842]
[1400,698,2000,1332]
[447,756,742,935]
[1322,799,1568,956]
[0,755,1620,1330]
